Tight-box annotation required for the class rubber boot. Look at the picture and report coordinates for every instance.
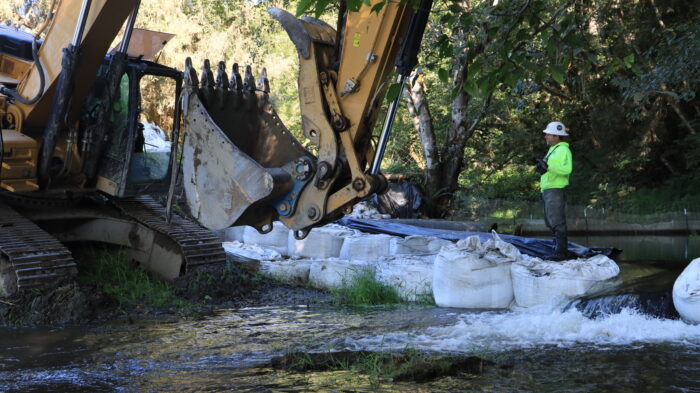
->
[552,230,569,261]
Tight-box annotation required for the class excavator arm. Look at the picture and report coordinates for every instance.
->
[182,0,432,238]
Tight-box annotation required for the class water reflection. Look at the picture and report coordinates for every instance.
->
[570,235,700,263]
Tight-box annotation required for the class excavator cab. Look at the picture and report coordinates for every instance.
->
[83,57,182,198]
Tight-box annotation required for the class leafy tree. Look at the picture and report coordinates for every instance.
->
[394,0,594,216]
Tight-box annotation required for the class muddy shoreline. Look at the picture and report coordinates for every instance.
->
[0,264,333,328]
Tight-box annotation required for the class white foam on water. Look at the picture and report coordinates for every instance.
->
[344,303,700,353]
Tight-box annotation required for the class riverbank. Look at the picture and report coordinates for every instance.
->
[0,245,333,328]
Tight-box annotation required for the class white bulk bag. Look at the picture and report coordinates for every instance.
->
[308,259,375,290]
[389,235,452,255]
[223,240,283,261]
[339,233,396,261]
[376,255,434,301]
[673,258,700,324]
[511,254,620,308]
[222,226,245,242]
[260,259,313,286]
[242,222,290,256]
[288,224,355,259]
[432,236,518,309]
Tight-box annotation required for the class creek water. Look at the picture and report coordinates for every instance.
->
[2,237,700,392]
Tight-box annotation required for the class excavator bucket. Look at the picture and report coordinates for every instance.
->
[180,58,311,231]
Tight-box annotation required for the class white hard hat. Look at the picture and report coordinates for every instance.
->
[543,121,569,136]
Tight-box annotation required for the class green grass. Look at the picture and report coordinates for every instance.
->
[274,346,490,384]
[412,291,435,306]
[78,247,184,308]
[331,269,402,306]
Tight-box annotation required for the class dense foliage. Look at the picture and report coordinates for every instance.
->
[3,0,699,215]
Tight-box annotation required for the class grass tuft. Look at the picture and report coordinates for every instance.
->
[272,346,492,384]
[78,247,183,308]
[331,269,402,306]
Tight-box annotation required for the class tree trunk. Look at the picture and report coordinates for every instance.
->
[404,54,474,217]
[404,71,436,170]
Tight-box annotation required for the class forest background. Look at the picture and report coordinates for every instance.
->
[2,0,699,220]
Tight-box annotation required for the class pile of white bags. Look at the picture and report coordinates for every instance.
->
[288,224,355,259]
[511,254,620,308]
[226,219,626,310]
[222,240,282,261]
[339,233,396,260]
[432,235,520,309]
[376,255,434,301]
[390,235,451,256]
[347,201,391,220]
[221,226,245,242]
[673,258,700,324]
[261,259,313,286]
[308,259,375,289]
[242,223,290,256]
[142,122,172,152]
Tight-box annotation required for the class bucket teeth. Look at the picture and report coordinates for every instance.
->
[230,63,243,92]
[257,67,270,93]
[184,57,199,88]
[243,65,256,93]
[215,61,230,90]
[200,59,215,88]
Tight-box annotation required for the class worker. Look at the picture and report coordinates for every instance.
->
[535,121,573,261]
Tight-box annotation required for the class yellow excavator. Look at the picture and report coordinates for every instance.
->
[0,0,432,295]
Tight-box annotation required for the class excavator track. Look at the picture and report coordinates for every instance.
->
[0,201,77,290]
[111,195,227,272]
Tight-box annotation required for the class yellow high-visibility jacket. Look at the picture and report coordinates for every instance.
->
[540,142,572,191]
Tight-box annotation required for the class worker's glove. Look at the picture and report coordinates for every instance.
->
[535,159,548,174]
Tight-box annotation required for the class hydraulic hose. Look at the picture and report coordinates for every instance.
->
[0,39,46,105]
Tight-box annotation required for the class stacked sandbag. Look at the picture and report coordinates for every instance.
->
[339,233,396,261]
[142,122,171,152]
[348,202,391,220]
[390,235,452,255]
[376,255,434,301]
[308,259,375,289]
[242,222,290,256]
[260,259,313,286]
[511,255,620,308]
[222,226,245,242]
[288,224,355,258]
[433,235,520,309]
[222,241,282,261]
[673,258,700,324]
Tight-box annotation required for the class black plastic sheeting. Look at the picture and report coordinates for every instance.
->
[372,182,422,218]
[337,217,621,260]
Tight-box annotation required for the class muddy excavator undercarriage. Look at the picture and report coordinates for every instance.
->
[0,0,433,296]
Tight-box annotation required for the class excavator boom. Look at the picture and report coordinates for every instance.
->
[182,1,432,238]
